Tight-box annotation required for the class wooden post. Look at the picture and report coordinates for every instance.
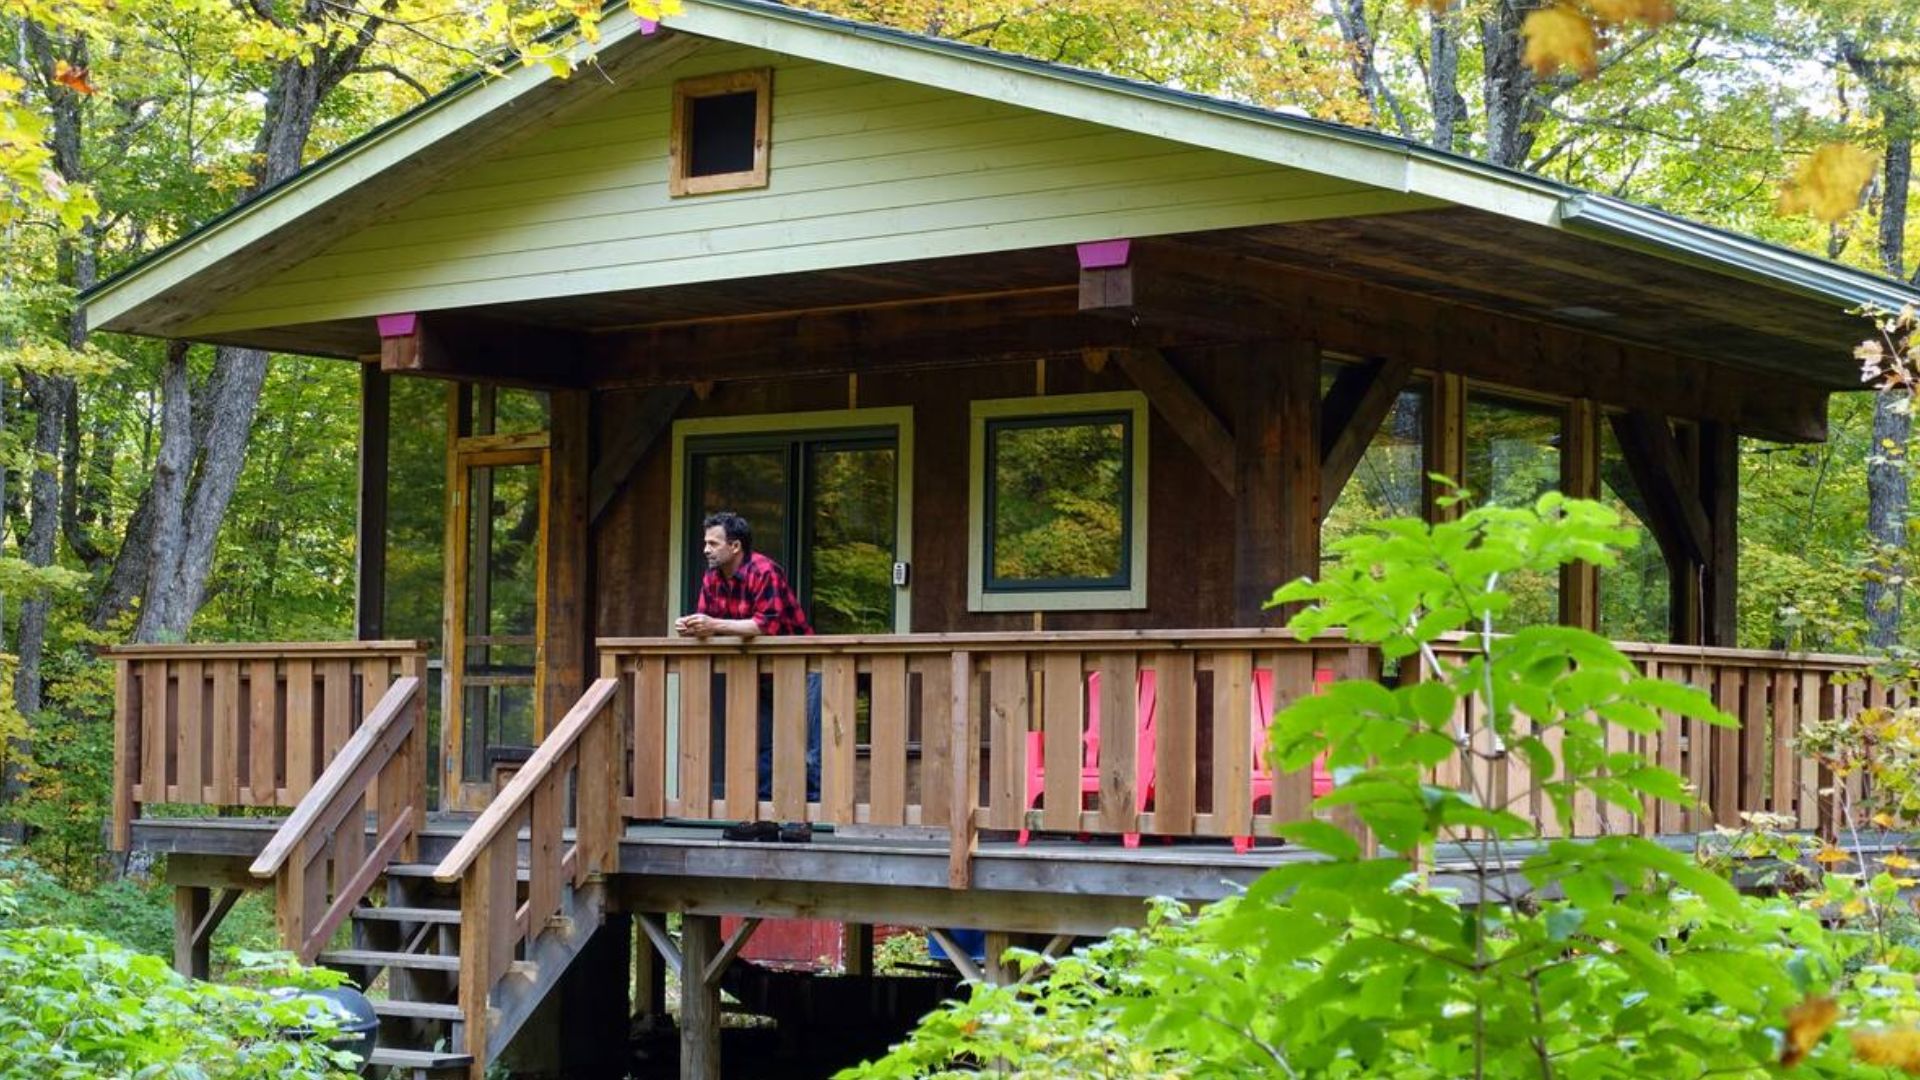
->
[947,652,977,890]
[843,923,874,977]
[1700,421,1739,647]
[1429,373,1467,521]
[173,886,210,979]
[544,389,592,733]
[680,914,722,1080]
[1562,398,1600,630]
[1234,341,1320,625]
[111,659,137,851]
[356,366,390,640]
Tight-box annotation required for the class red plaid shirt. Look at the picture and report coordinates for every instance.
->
[697,551,814,636]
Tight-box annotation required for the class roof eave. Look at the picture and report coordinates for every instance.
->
[1560,194,1920,314]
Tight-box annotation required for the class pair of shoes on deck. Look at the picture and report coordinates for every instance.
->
[721,820,812,843]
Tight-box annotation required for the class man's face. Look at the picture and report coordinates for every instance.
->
[702,526,740,571]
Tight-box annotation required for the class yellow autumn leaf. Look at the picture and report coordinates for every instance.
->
[1875,812,1899,828]
[1782,996,1839,1067]
[1779,143,1878,224]
[1588,0,1675,25]
[1522,6,1598,78]
[1853,1028,1920,1073]
[1884,852,1918,870]
[1816,844,1853,865]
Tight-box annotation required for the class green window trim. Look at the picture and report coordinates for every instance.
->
[967,391,1149,613]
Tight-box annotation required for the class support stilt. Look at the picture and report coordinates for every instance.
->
[680,915,721,1080]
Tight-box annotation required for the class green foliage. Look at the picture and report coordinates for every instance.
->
[990,418,1127,584]
[842,497,1920,1077]
[0,849,353,1079]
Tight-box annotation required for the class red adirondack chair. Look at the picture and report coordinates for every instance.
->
[1241,667,1337,853]
[1018,669,1156,847]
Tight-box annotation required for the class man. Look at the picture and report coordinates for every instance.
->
[674,511,822,842]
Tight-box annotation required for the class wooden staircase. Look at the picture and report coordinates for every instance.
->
[251,675,627,1079]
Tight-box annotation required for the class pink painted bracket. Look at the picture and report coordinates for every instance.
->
[638,18,659,34]
[1076,239,1132,270]
[375,313,418,339]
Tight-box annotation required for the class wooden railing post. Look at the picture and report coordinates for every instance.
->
[111,658,137,851]
[948,651,976,890]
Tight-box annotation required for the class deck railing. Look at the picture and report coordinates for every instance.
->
[248,676,426,961]
[600,633,1900,874]
[109,641,431,849]
[432,676,623,1065]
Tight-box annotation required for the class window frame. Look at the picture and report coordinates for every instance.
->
[668,68,773,198]
[967,391,1149,613]
[666,406,914,634]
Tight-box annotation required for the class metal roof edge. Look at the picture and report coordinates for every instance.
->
[1560,194,1920,312]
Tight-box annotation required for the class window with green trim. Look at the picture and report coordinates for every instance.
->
[969,392,1148,612]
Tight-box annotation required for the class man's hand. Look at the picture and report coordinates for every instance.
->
[675,613,717,638]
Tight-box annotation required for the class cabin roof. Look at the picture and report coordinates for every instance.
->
[81,0,1919,389]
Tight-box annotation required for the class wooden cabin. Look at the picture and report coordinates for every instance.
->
[82,0,1920,1076]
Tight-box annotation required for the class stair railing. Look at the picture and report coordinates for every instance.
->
[249,676,427,962]
[431,676,623,1067]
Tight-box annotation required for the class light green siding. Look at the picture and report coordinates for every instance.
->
[185,44,1429,336]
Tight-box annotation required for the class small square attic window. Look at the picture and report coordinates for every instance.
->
[670,69,772,197]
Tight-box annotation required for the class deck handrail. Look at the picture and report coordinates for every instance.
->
[432,675,623,1066]
[433,677,621,883]
[107,639,431,658]
[247,676,425,962]
[251,676,421,878]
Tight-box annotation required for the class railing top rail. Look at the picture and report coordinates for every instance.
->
[1430,636,1880,671]
[110,639,432,659]
[248,676,421,879]
[433,677,621,883]
[596,628,1359,656]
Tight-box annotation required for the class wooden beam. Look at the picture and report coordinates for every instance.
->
[1320,356,1414,514]
[1142,239,1828,443]
[377,313,587,389]
[1113,347,1233,491]
[927,928,985,985]
[355,365,389,639]
[1609,411,1711,565]
[589,386,688,524]
[1234,341,1320,624]
[635,912,683,977]
[701,916,761,988]
[589,289,1162,389]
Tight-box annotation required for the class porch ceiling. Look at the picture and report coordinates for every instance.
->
[224,208,1872,393]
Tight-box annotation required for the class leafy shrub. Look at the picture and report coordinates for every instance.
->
[0,857,355,1078]
[841,495,1920,1077]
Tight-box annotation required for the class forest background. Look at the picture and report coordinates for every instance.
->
[0,0,1915,899]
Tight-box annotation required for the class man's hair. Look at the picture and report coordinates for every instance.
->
[702,511,752,554]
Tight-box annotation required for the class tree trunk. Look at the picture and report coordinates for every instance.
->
[1331,0,1413,139]
[1428,6,1469,152]
[116,21,378,642]
[1865,131,1912,650]
[13,24,90,717]
[1480,0,1542,168]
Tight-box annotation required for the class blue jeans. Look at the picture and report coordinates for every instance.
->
[711,671,821,806]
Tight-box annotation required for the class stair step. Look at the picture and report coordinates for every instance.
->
[354,906,461,925]
[381,863,445,879]
[318,948,461,972]
[365,1047,474,1070]
[373,998,464,1021]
